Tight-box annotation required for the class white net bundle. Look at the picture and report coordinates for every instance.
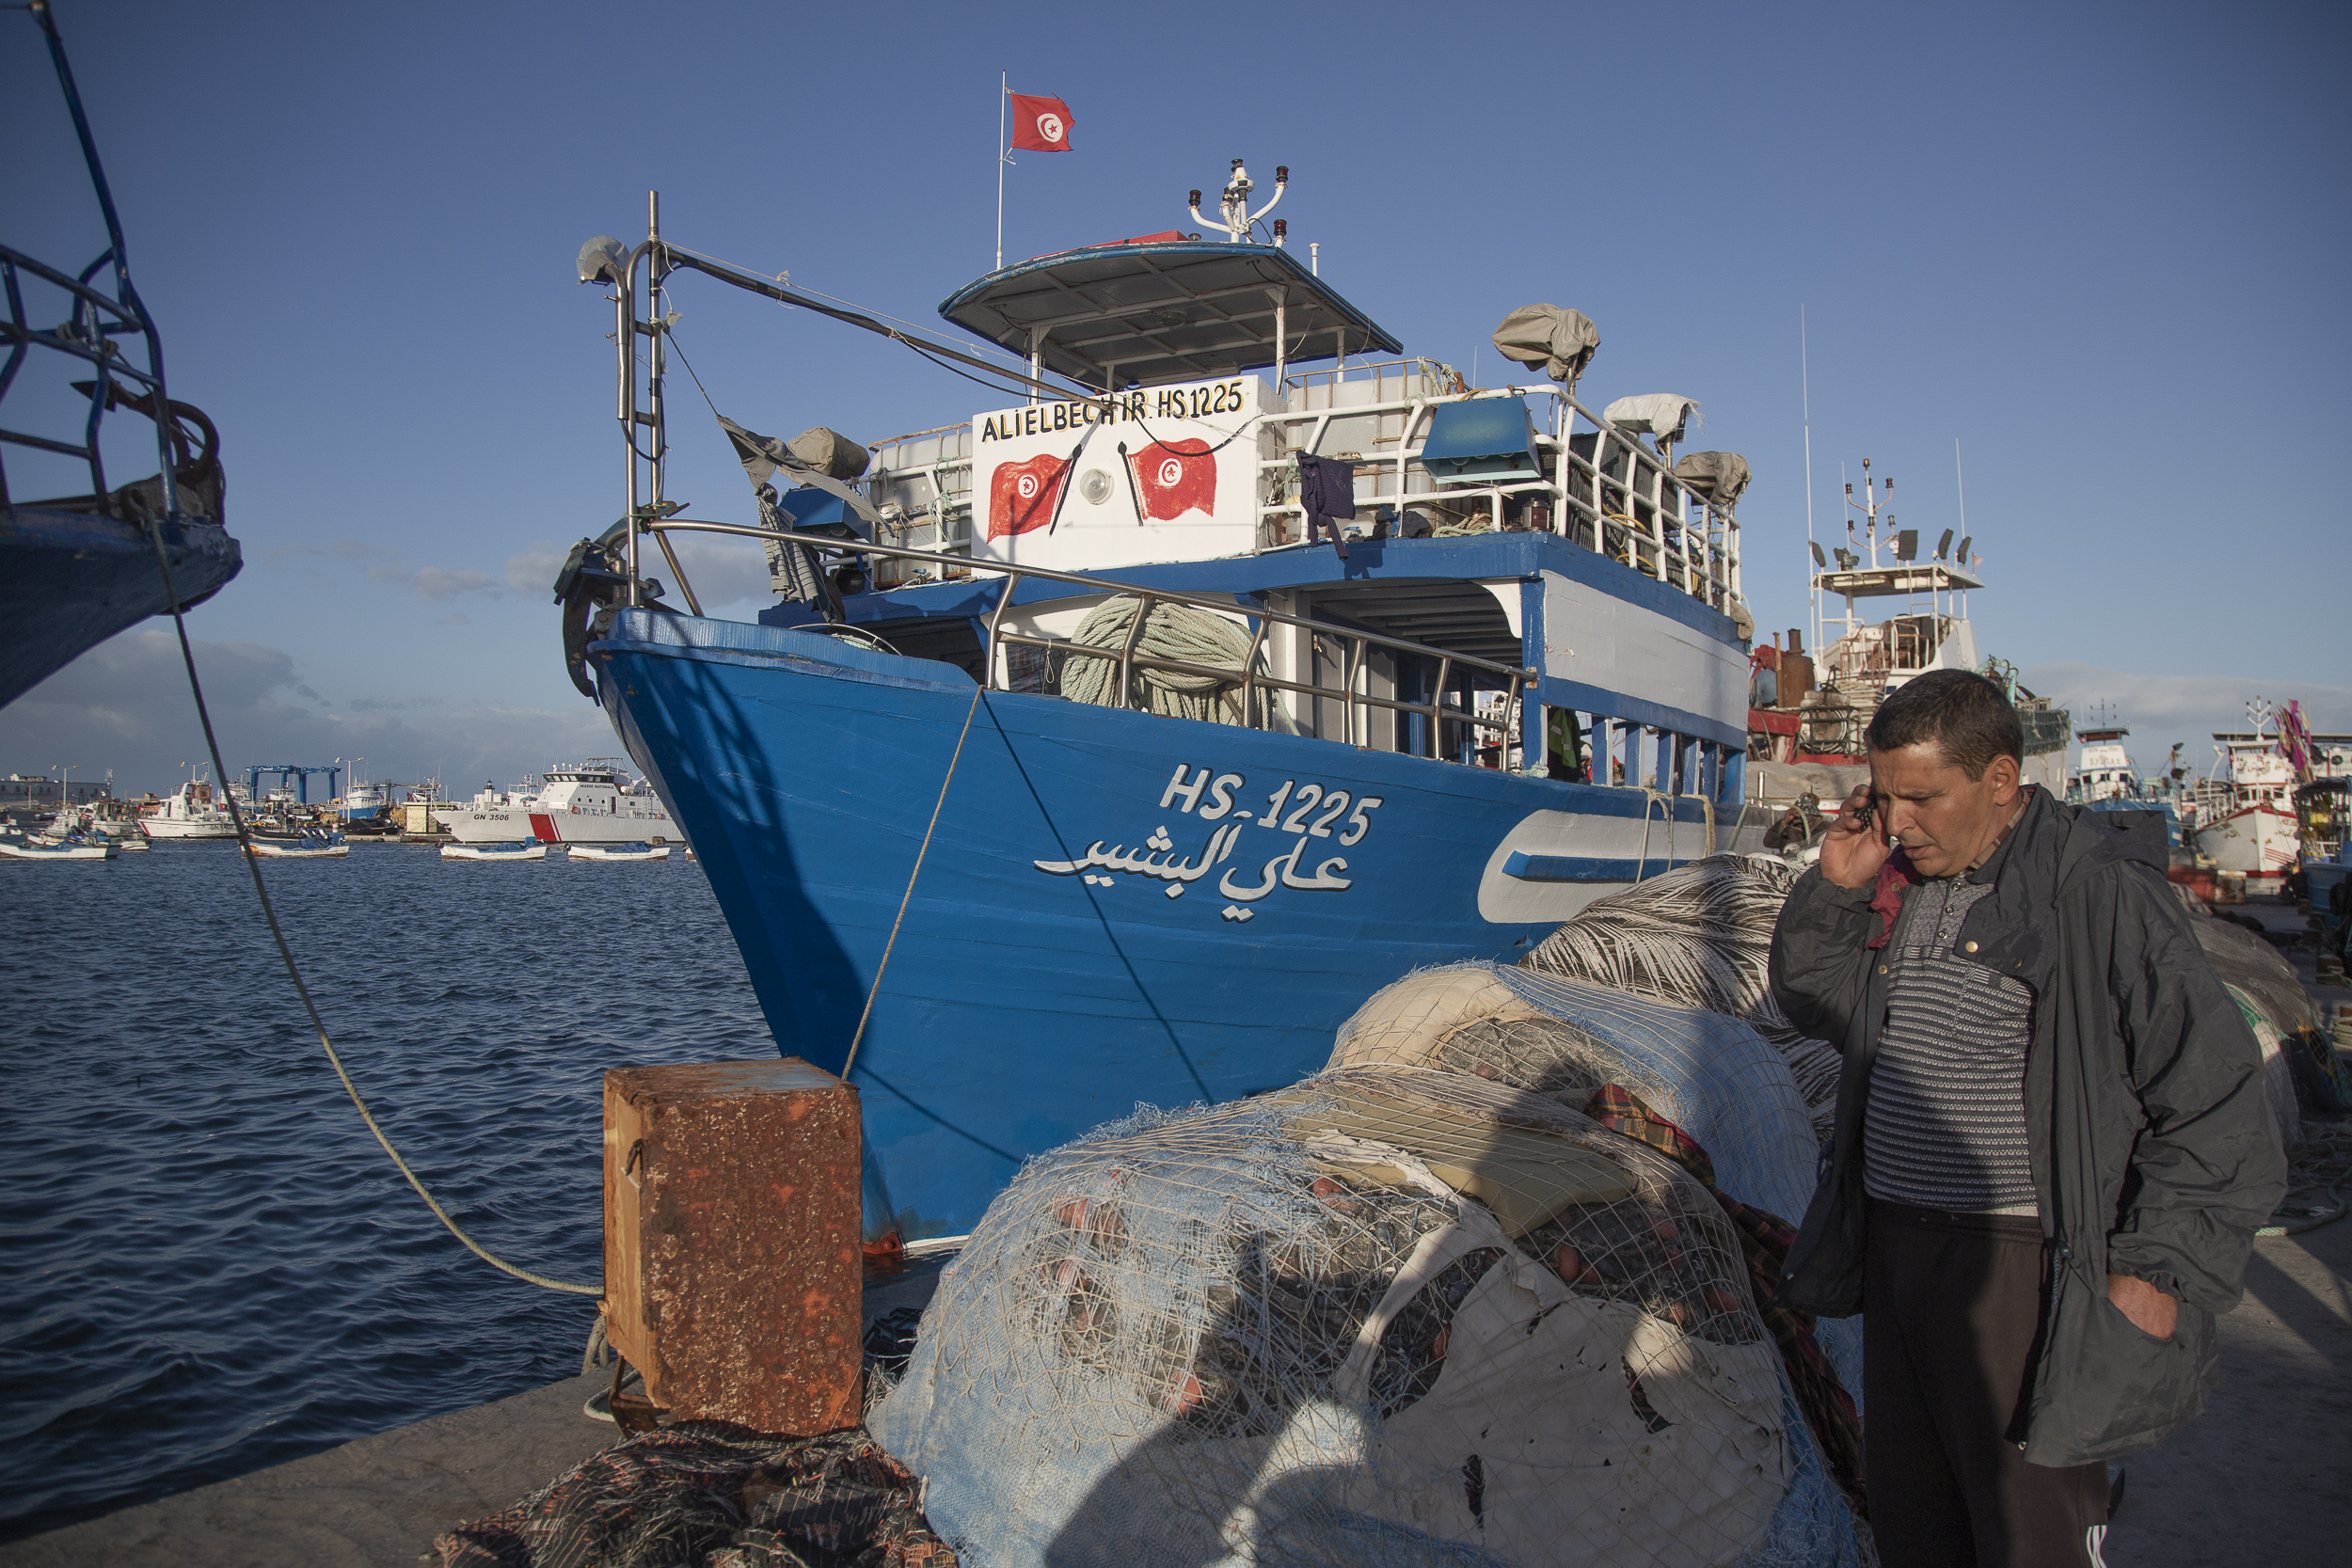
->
[1519,856,1842,1145]
[872,985,1869,1568]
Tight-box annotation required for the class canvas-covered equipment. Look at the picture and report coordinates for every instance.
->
[1518,857,1842,1146]
[1602,394,1699,444]
[1488,304,1599,385]
[872,969,1869,1568]
[1670,451,1753,511]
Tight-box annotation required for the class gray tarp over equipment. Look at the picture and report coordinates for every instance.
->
[715,415,881,612]
[1671,452,1753,511]
[1603,394,1699,443]
[1490,305,1600,385]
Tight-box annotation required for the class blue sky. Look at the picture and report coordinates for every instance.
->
[5,0,2345,794]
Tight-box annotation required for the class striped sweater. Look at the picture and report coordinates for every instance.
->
[1863,873,2040,1214]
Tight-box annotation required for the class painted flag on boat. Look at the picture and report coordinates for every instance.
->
[1009,93,1073,151]
[989,451,1072,540]
[1126,438,1216,520]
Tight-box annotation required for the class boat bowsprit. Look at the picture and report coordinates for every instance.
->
[440,838,547,862]
[567,841,671,861]
[558,172,1769,1241]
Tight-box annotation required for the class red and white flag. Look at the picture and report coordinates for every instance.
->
[989,451,1072,540]
[1009,92,1073,152]
[1127,439,1216,520]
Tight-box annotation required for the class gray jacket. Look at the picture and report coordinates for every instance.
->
[1769,787,2287,1465]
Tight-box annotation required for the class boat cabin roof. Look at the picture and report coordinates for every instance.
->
[1813,562,1982,598]
[938,240,1402,389]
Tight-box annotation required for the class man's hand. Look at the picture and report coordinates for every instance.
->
[2107,1273,2178,1339]
[1820,784,1892,890]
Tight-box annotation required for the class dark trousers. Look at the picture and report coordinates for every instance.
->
[1865,1200,2110,1568]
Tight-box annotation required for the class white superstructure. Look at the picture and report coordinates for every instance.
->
[441,759,675,846]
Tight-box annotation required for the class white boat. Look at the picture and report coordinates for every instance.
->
[2193,731,2299,886]
[1,834,115,860]
[246,833,350,859]
[441,759,675,847]
[141,769,239,840]
[441,839,548,861]
[567,841,671,861]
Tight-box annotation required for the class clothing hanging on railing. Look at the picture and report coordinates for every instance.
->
[1295,452,1359,558]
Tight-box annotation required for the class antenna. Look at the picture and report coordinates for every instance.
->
[1802,307,1816,653]
[1936,528,1954,561]
[1809,540,1827,567]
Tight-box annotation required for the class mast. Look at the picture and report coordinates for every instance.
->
[1802,307,1816,654]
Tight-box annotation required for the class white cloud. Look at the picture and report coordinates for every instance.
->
[505,542,568,597]
[437,611,470,626]
[5,627,616,795]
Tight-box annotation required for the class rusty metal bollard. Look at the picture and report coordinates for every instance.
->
[602,1058,862,1433]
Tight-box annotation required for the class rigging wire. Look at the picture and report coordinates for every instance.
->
[140,517,601,1297]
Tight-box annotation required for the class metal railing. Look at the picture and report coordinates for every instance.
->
[637,519,1536,762]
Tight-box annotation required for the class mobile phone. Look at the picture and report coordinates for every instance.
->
[1849,798,1876,831]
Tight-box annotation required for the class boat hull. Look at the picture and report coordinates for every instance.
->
[140,816,236,840]
[2196,801,2298,884]
[596,610,1747,1240]
[0,506,241,709]
[440,844,548,861]
[443,803,675,845]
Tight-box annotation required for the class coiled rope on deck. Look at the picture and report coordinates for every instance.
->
[143,518,600,1296]
[1059,596,1274,727]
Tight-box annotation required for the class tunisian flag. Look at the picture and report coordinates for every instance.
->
[989,451,1071,540]
[1009,93,1073,151]
[1127,439,1216,520]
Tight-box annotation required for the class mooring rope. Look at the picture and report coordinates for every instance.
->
[143,517,600,1296]
[842,681,987,1083]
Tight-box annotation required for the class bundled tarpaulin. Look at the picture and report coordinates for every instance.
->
[1670,451,1754,511]
[1603,394,1699,444]
[1488,304,1600,385]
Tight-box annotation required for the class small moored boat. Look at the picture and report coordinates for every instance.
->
[1,833,115,861]
[567,841,671,861]
[441,839,547,862]
[246,832,349,859]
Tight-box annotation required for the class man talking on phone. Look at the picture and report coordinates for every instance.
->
[1768,669,2284,1568]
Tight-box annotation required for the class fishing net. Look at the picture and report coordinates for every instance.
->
[1519,857,1842,1146]
[435,1423,953,1568]
[871,1055,1867,1568]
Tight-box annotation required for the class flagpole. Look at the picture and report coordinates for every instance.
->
[994,71,1006,272]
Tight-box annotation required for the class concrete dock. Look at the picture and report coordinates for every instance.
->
[4,909,2344,1567]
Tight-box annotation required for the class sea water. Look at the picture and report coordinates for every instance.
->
[0,840,768,1540]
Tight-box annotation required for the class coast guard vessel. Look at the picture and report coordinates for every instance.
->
[556,174,1764,1242]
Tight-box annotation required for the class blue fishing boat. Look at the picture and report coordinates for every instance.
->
[557,176,1765,1243]
[2,2,239,709]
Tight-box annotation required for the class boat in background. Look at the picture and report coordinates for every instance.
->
[559,173,1766,1240]
[2192,713,2304,890]
[1,2,239,710]
[441,839,547,862]
[140,770,239,840]
[1,832,114,861]
[2064,709,2183,848]
[568,842,670,861]
[1745,457,2068,818]
[246,832,349,859]
[441,761,675,847]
